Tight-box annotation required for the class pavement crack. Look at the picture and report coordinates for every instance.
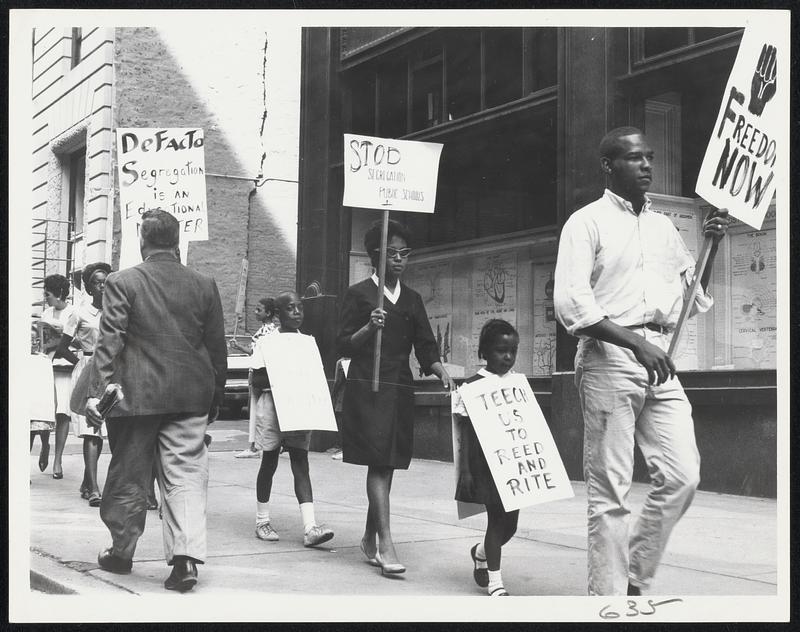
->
[30,547,140,595]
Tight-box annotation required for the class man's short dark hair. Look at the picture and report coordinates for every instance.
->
[364,219,412,267]
[599,126,644,160]
[140,209,180,248]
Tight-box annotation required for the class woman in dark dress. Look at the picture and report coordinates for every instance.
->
[337,220,454,575]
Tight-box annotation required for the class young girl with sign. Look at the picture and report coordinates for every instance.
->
[452,319,521,596]
[249,290,334,548]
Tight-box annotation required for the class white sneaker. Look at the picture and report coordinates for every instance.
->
[255,522,279,541]
[331,450,343,460]
[303,524,334,547]
[235,447,260,459]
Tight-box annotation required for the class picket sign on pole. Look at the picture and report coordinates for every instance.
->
[342,133,444,392]
[668,235,714,357]
[372,211,390,392]
[232,258,248,340]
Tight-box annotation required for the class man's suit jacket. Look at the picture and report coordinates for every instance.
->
[88,252,227,418]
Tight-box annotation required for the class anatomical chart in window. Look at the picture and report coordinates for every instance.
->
[730,228,776,369]
[404,261,456,379]
[470,252,517,373]
[651,201,702,370]
[532,262,556,376]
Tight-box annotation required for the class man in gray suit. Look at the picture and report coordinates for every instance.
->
[86,209,227,592]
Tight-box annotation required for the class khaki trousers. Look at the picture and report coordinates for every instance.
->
[576,329,700,595]
[101,412,209,565]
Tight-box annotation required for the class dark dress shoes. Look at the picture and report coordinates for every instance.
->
[164,556,198,592]
[97,548,132,574]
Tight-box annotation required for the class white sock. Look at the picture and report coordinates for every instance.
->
[475,542,487,566]
[256,502,270,525]
[487,569,505,595]
[299,502,316,533]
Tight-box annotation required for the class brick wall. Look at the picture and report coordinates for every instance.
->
[113,26,299,334]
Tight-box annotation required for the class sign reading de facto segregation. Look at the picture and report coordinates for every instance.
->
[696,28,783,230]
[343,133,443,213]
[116,128,209,269]
[458,373,573,512]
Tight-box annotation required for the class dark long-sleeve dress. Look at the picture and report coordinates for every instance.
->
[336,278,441,469]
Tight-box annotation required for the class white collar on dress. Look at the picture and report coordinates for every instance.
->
[477,367,516,378]
[371,273,401,305]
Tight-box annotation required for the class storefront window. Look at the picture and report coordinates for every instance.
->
[637,27,742,62]
[411,55,443,131]
[346,27,560,140]
[643,28,690,58]
[377,60,408,138]
[645,198,776,373]
[484,28,523,108]
[445,29,481,121]
[349,71,376,135]
[525,28,558,93]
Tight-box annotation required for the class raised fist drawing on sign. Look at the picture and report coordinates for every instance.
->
[748,43,777,116]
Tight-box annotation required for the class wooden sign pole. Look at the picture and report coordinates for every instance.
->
[372,210,390,392]
[668,235,714,357]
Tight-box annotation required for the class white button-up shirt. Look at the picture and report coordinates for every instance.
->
[554,189,712,336]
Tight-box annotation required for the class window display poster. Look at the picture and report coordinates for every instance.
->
[650,203,700,369]
[405,261,455,378]
[470,252,517,371]
[532,263,556,376]
[730,227,777,368]
[696,27,783,229]
[651,205,701,258]
[116,128,208,270]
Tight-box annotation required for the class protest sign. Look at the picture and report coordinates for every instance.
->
[234,258,249,315]
[696,28,783,229]
[259,333,338,432]
[116,128,209,269]
[458,373,573,512]
[343,133,443,213]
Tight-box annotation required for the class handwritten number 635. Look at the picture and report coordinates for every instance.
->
[599,598,683,619]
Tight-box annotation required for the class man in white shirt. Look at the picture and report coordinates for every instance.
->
[553,126,729,596]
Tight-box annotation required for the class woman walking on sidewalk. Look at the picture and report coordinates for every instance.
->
[37,274,77,479]
[336,220,453,576]
[62,262,112,507]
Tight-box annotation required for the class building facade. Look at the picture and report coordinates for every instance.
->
[296,27,778,497]
[30,25,301,338]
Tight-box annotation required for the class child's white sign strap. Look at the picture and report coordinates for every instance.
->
[458,373,573,512]
[343,133,443,213]
[260,334,338,432]
[695,27,785,229]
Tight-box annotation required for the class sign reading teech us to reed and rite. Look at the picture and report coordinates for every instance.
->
[343,133,443,214]
[696,27,784,230]
[458,373,573,512]
[116,128,209,269]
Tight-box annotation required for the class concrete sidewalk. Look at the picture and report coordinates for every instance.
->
[28,445,778,601]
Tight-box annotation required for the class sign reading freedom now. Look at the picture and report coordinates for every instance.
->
[343,133,443,213]
[116,128,208,269]
[458,373,573,512]
[696,28,784,229]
